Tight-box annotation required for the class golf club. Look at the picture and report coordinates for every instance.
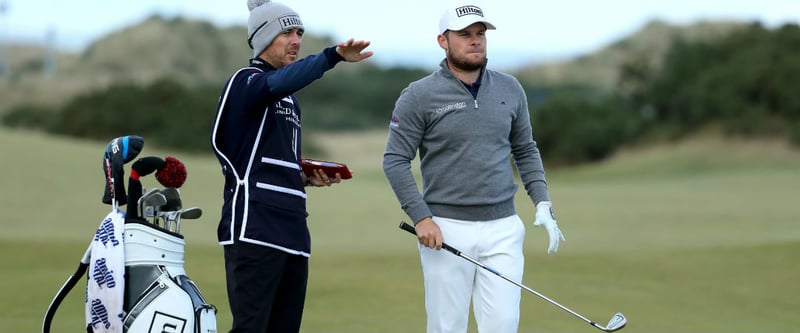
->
[178,207,202,220]
[101,135,144,206]
[150,210,175,231]
[153,188,178,226]
[174,207,202,234]
[138,189,166,226]
[151,207,202,233]
[137,188,160,218]
[399,222,627,332]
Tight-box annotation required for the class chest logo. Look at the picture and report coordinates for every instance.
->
[435,101,467,114]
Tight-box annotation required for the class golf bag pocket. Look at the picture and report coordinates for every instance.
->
[122,222,217,333]
[175,274,217,333]
[123,269,195,333]
[197,304,217,333]
[123,266,217,333]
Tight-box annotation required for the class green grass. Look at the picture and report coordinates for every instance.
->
[2,129,800,332]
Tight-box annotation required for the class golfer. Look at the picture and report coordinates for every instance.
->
[210,0,372,332]
[382,3,565,333]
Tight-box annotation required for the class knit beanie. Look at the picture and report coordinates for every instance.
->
[247,0,304,58]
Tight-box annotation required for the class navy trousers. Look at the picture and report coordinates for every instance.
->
[224,241,308,333]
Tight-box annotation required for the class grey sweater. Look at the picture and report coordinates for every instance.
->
[383,60,550,224]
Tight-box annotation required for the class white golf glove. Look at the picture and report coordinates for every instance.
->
[533,201,565,254]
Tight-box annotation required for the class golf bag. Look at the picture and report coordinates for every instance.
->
[42,136,217,333]
[120,218,216,333]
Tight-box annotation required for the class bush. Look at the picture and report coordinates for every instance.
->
[641,23,800,142]
[790,123,800,147]
[1,105,54,129]
[532,95,641,165]
[43,78,218,152]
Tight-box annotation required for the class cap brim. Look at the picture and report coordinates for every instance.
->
[442,20,496,34]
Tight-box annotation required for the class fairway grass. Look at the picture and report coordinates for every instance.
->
[2,129,799,332]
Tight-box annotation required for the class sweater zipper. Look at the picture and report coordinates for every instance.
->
[455,74,479,109]
[460,84,478,110]
[466,83,478,109]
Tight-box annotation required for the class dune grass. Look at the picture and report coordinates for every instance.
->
[2,128,799,332]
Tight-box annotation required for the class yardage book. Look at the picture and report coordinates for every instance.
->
[300,159,352,179]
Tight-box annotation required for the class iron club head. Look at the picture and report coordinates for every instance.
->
[179,207,203,220]
[174,207,202,234]
[600,312,627,332]
[138,188,165,220]
[156,210,180,232]
[138,188,161,207]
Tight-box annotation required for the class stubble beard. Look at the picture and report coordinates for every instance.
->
[446,48,486,72]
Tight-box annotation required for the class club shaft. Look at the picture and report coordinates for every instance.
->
[457,250,597,324]
[399,222,611,331]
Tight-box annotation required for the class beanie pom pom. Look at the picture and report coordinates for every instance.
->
[156,156,187,188]
[247,0,270,11]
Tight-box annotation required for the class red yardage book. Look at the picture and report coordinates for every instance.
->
[300,159,352,179]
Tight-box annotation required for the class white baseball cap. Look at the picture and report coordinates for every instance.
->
[439,4,496,34]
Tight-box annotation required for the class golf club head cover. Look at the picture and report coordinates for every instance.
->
[125,176,144,220]
[156,156,187,188]
[159,188,182,212]
[125,156,166,219]
[101,135,145,205]
[131,156,166,180]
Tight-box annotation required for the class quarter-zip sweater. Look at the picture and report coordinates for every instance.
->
[383,59,550,224]
[211,46,343,256]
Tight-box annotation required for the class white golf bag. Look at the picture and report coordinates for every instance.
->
[43,136,216,333]
[121,219,216,333]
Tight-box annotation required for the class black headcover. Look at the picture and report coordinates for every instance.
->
[124,156,164,219]
[101,135,144,205]
[132,156,166,178]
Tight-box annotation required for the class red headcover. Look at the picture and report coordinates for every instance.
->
[156,156,187,188]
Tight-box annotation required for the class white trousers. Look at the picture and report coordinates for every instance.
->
[419,215,525,333]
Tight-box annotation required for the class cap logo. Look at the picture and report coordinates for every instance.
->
[455,5,484,18]
[279,15,303,30]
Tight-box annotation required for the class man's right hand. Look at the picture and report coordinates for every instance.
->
[415,217,443,250]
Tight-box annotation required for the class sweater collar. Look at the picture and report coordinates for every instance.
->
[249,57,277,71]
[439,58,487,85]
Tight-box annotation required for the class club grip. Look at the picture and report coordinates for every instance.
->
[399,221,417,235]
[398,222,461,255]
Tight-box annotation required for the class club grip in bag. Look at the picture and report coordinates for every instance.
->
[398,222,461,255]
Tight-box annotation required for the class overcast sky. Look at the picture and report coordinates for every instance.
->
[1,0,798,70]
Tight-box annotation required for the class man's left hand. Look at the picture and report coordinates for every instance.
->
[533,201,566,254]
[306,169,342,187]
[336,39,373,62]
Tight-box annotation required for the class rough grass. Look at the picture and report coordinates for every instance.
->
[2,128,799,332]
